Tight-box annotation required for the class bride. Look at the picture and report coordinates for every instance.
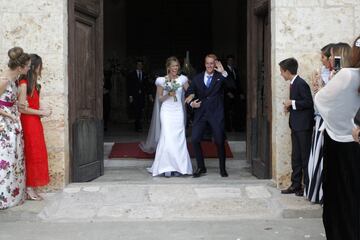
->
[140,56,193,177]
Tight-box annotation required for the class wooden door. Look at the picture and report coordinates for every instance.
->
[247,0,272,179]
[68,0,104,182]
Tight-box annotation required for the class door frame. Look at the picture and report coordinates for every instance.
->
[246,0,272,179]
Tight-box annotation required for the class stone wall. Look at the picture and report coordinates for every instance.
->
[271,0,360,187]
[0,1,68,190]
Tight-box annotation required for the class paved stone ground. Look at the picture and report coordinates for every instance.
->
[0,142,325,239]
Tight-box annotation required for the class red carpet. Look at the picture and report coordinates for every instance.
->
[109,141,233,159]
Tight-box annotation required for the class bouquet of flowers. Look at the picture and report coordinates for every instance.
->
[164,80,181,102]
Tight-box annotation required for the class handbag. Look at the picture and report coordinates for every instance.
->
[355,107,360,126]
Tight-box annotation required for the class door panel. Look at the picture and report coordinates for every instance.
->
[69,0,104,182]
[247,0,271,179]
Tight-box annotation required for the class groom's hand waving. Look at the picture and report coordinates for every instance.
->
[214,60,225,73]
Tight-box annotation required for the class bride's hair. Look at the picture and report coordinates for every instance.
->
[165,56,180,75]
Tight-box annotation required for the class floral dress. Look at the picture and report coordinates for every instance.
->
[0,79,25,209]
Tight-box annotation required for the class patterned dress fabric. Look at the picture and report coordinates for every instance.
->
[0,79,25,209]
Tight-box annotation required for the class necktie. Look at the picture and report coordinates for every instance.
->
[206,75,212,88]
[138,70,142,81]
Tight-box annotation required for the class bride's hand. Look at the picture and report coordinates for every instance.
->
[191,99,201,108]
[168,91,176,97]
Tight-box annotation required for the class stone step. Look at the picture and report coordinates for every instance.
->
[35,182,321,223]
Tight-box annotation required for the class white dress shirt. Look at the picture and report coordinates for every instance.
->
[290,75,298,110]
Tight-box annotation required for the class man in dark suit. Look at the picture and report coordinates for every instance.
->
[186,54,230,177]
[223,55,240,131]
[127,59,148,132]
[279,57,314,196]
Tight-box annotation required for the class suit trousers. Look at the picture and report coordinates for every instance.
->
[290,129,312,189]
[191,115,226,171]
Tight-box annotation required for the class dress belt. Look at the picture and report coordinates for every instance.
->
[0,100,15,107]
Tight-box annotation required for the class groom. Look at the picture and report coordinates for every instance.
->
[186,54,229,177]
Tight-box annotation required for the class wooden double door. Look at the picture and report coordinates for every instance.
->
[68,0,104,182]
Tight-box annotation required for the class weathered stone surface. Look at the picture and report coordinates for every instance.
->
[0,1,68,191]
[272,1,360,187]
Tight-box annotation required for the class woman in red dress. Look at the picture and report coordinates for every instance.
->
[18,54,51,200]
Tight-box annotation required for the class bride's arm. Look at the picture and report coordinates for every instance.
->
[183,81,189,91]
[157,86,171,102]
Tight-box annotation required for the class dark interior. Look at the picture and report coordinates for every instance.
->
[103,0,247,140]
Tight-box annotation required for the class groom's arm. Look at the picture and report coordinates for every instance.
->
[185,77,196,104]
[185,77,202,108]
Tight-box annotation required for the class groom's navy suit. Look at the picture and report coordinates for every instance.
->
[186,71,228,172]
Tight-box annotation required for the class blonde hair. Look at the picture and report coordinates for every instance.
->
[205,53,217,61]
[332,42,351,68]
[165,56,180,75]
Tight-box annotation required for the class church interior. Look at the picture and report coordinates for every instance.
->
[103,0,247,141]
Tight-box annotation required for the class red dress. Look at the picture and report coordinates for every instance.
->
[19,80,49,187]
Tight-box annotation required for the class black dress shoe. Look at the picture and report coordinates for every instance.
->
[281,186,300,194]
[295,188,304,197]
[220,170,228,177]
[192,168,207,178]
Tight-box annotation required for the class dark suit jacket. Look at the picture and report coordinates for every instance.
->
[289,76,314,131]
[223,65,239,95]
[126,70,148,108]
[186,71,228,125]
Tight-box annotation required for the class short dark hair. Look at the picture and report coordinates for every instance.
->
[279,58,298,75]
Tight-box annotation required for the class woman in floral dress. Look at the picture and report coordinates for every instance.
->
[0,47,30,209]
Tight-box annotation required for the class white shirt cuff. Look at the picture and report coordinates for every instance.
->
[222,71,228,77]
[292,100,296,110]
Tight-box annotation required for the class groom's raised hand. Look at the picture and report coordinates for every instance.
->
[214,60,225,73]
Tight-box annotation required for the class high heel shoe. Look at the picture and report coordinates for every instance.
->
[26,188,43,201]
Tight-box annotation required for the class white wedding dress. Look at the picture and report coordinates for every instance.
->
[147,75,193,176]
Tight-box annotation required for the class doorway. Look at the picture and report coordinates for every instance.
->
[68,0,272,182]
[103,0,247,142]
